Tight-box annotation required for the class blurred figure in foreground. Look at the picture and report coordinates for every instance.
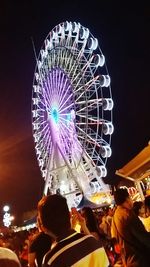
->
[99,207,113,238]
[38,194,109,267]
[132,201,145,219]
[143,195,150,232]
[0,247,21,267]
[80,207,101,240]
[111,188,150,267]
[28,217,52,267]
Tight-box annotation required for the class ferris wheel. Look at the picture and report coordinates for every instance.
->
[32,21,114,207]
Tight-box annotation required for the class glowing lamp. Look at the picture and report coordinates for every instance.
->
[100,145,112,158]
[64,21,72,31]
[102,122,114,135]
[103,98,114,111]
[3,205,9,212]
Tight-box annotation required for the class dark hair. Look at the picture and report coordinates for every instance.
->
[144,195,150,208]
[38,194,71,237]
[132,201,143,216]
[114,188,129,205]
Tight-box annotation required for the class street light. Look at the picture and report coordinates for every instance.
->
[3,205,13,227]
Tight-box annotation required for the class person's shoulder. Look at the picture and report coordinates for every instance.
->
[39,232,51,239]
[141,216,150,231]
[43,248,54,266]
[115,206,130,217]
[43,234,104,267]
[0,248,21,266]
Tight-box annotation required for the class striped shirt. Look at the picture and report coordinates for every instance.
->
[42,232,109,267]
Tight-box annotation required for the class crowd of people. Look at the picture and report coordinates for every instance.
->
[1,189,150,266]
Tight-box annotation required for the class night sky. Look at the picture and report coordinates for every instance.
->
[0,1,149,222]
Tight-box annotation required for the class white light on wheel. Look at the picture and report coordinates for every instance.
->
[96,165,107,177]
[100,145,112,158]
[102,122,114,135]
[103,98,114,111]
[88,37,98,50]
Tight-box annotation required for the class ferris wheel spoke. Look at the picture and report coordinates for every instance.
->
[67,64,78,86]
[56,68,61,91]
[76,122,101,126]
[59,48,78,78]
[41,81,51,108]
[77,114,103,125]
[57,72,66,100]
[74,76,99,101]
[56,48,67,70]
[71,55,94,84]
[58,80,70,108]
[38,122,49,135]
[59,125,72,152]
[59,117,74,135]
[76,48,84,62]
[76,98,102,113]
[59,102,74,114]
[56,68,62,97]
[44,132,52,155]
[64,49,74,69]
[76,114,110,125]
[61,48,70,68]
[71,37,79,52]
[59,91,73,112]
[59,117,72,133]
[40,125,51,145]
[92,150,104,165]
[76,98,102,106]
[76,124,103,149]
[67,56,76,76]
[48,134,54,154]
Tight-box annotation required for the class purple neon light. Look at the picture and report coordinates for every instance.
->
[40,68,76,156]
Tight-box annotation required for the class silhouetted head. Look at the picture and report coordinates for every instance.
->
[133,201,145,216]
[114,188,133,209]
[38,194,71,239]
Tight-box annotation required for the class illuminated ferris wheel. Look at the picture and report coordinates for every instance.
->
[32,21,114,207]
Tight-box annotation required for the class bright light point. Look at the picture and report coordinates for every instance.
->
[102,122,114,135]
[3,205,9,212]
[96,165,107,177]
[70,109,75,120]
[60,181,67,192]
[103,98,114,111]
[100,145,112,158]
[52,108,59,123]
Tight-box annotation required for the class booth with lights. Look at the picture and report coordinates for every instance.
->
[116,142,150,201]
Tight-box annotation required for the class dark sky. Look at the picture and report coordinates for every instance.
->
[0,1,149,222]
